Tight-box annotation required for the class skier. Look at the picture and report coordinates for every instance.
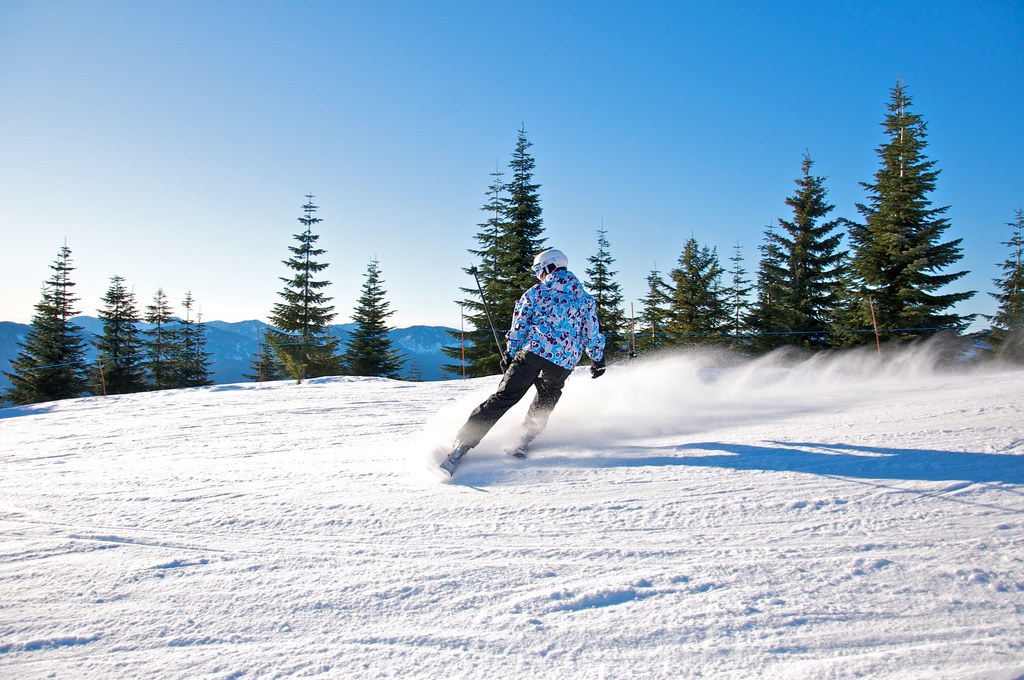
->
[440,248,606,476]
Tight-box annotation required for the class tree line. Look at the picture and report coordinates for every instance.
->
[5,80,1022,405]
[245,194,404,385]
[4,248,215,404]
[447,82,1023,376]
[4,196,405,405]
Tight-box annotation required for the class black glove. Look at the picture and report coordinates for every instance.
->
[590,359,606,379]
[499,356,511,373]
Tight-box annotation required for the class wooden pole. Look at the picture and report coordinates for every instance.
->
[97,357,107,397]
[630,302,637,358]
[868,295,882,359]
[256,325,264,385]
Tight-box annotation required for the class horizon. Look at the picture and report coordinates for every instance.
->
[0,315,460,331]
[2,1,1021,331]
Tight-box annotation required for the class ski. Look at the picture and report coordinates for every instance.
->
[504,440,530,459]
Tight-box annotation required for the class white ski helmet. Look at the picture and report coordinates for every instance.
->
[532,248,569,278]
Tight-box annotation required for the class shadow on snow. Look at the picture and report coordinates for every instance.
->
[0,403,57,420]
[535,441,1024,486]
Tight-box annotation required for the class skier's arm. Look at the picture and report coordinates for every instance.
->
[583,299,606,363]
[505,290,534,357]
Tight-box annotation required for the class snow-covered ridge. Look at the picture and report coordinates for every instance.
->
[1,345,1022,678]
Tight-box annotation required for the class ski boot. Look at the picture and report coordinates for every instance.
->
[439,443,470,477]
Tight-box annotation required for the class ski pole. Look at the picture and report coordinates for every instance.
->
[468,266,508,363]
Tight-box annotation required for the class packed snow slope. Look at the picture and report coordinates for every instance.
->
[2,345,1023,679]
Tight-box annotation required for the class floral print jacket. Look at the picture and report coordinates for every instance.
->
[506,269,605,370]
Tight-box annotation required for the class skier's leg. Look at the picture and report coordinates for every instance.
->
[517,355,572,447]
[453,352,540,449]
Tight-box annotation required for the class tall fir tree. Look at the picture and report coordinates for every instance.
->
[94,275,147,395]
[846,80,974,342]
[987,208,1024,361]
[4,244,90,404]
[172,292,213,388]
[665,237,731,346]
[342,259,405,379]
[443,126,546,376]
[756,153,846,349]
[407,359,423,382]
[267,194,344,382]
[749,222,792,351]
[584,227,628,358]
[499,124,546,300]
[637,266,671,353]
[246,326,289,382]
[442,168,510,377]
[473,166,509,275]
[726,243,753,347]
[144,288,177,390]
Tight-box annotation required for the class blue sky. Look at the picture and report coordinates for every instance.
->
[1,1,1021,332]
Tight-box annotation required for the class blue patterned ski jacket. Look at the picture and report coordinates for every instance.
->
[506,269,605,370]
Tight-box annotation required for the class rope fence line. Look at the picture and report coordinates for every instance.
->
[466,323,1024,342]
[640,325,986,342]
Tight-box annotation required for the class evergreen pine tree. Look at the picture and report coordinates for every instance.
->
[665,237,730,346]
[342,259,405,378]
[500,124,546,301]
[987,208,1024,361]
[94,275,147,395]
[748,222,791,351]
[636,266,671,353]
[725,243,753,347]
[443,126,546,376]
[246,326,289,382]
[584,227,628,358]
[267,194,344,382]
[473,166,509,275]
[407,359,423,382]
[172,292,213,388]
[442,168,510,377]
[847,80,974,342]
[144,288,177,390]
[766,153,847,349]
[4,244,90,404]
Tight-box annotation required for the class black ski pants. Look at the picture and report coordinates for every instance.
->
[455,351,573,449]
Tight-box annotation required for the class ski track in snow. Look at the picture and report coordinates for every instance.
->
[1,348,1023,679]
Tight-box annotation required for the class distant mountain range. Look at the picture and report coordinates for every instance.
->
[0,318,465,389]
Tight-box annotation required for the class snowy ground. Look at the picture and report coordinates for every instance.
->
[1,345,1023,679]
